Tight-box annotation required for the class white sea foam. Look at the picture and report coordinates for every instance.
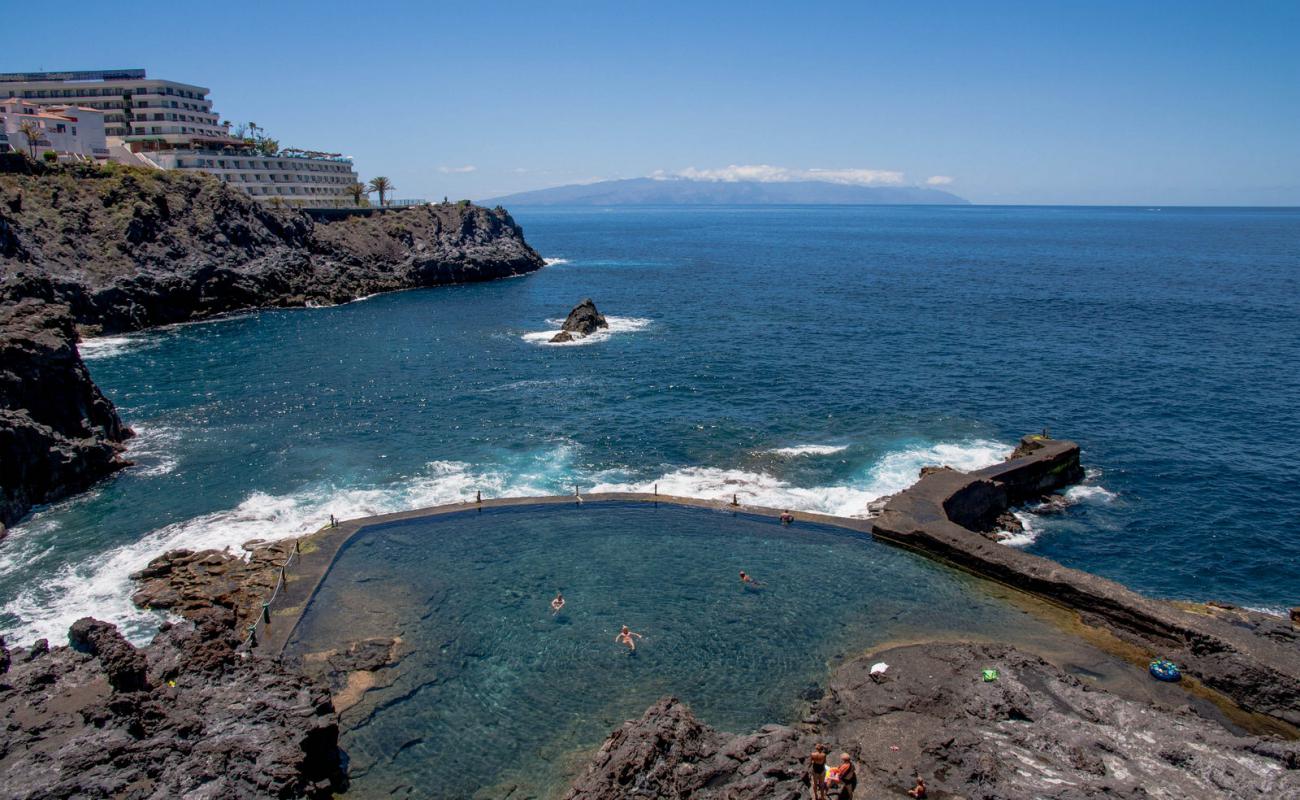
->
[765,444,849,457]
[543,258,570,266]
[77,334,154,361]
[1064,484,1117,503]
[125,424,181,477]
[591,439,1010,519]
[0,459,554,647]
[998,511,1039,547]
[1244,606,1289,618]
[522,316,653,346]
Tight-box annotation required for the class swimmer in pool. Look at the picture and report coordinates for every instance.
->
[739,570,763,588]
[615,625,644,652]
[780,510,794,525]
[551,591,565,615]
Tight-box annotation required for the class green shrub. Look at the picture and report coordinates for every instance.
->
[42,150,58,163]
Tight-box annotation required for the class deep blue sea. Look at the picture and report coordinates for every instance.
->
[2,205,1298,646]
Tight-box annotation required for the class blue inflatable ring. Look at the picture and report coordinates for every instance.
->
[1149,659,1181,682]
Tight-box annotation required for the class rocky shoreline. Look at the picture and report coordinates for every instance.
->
[565,641,1299,799]
[4,425,1298,797]
[0,164,545,527]
[0,609,343,799]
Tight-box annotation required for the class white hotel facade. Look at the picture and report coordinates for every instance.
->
[0,69,358,207]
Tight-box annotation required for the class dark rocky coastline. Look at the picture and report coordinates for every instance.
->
[0,298,132,529]
[0,609,343,799]
[0,165,545,526]
[565,642,1300,799]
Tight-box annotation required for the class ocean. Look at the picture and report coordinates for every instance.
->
[2,204,1298,645]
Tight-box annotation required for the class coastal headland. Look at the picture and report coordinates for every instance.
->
[0,164,545,528]
[92,434,1296,797]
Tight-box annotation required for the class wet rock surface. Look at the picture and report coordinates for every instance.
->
[565,641,1300,800]
[0,167,545,526]
[0,611,343,799]
[130,539,296,632]
[550,297,608,342]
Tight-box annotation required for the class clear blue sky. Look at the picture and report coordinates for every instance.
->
[7,1,1299,204]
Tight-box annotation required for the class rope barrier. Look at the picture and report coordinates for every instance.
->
[238,539,300,652]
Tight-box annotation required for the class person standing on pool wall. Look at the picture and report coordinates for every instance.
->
[615,625,644,652]
[551,591,565,616]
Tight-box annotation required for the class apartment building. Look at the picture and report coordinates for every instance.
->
[0,97,107,160]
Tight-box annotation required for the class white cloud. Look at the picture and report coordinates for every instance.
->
[926,175,954,185]
[652,164,905,186]
[438,165,477,174]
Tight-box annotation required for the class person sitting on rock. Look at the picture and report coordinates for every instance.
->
[907,775,927,798]
[551,591,565,615]
[827,753,856,798]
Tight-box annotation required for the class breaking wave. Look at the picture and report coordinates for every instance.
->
[765,444,849,457]
[591,439,1010,518]
[78,334,156,361]
[543,258,570,266]
[0,459,557,647]
[522,316,653,346]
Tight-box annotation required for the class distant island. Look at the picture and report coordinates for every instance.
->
[483,177,969,206]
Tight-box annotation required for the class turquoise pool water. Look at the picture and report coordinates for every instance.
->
[287,502,1067,798]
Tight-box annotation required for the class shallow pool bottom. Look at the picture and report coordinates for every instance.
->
[285,502,1072,798]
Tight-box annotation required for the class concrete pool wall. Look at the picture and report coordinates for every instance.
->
[257,435,1300,731]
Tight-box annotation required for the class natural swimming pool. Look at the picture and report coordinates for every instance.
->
[285,502,1080,798]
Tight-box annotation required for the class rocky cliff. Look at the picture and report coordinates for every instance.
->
[0,609,343,799]
[565,642,1300,800]
[0,165,546,525]
[0,298,132,529]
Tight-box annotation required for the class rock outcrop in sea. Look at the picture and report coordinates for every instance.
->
[0,165,546,526]
[0,609,344,798]
[564,642,1300,799]
[550,297,609,342]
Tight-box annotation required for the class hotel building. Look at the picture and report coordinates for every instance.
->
[0,69,359,207]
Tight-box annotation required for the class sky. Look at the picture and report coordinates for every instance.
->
[6,1,1299,205]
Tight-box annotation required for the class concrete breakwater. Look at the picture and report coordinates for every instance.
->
[873,434,1300,730]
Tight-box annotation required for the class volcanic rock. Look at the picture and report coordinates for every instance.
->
[0,613,343,798]
[0,298,132,526]
[130,539,296,631]
[550,298,608,342]
[565,641,1300,800]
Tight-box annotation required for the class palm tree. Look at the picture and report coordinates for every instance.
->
[18,120,42,159]
[346,182,370,206]
[368,176,394,206]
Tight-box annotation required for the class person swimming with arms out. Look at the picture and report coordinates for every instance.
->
[551,591,565,615]
[739,570,764,588]
[615,625,644,652]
